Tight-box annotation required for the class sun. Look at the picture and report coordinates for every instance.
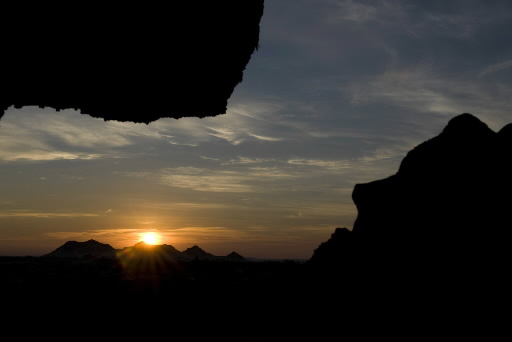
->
[140,232,160,245]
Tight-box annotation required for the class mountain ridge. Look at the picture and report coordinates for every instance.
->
[44,239,247,262]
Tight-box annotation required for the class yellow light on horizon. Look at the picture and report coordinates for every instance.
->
[140,232,160,245]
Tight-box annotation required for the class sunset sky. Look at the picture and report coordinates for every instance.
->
[1,0,512,258]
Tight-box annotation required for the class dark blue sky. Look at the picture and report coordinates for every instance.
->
[1,0,511,258]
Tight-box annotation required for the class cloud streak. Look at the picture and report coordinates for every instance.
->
[0,210,101,218]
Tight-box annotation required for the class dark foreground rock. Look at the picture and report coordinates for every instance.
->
[0,2,265,123]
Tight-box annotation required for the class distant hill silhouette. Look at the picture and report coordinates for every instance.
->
[312,113,512,264]
[182,245,216,260]
[46,239,247,262]
[0,2,264,122]
[226,251,246,261]
[44,239,116,259]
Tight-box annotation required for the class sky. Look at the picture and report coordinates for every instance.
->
[1,0,512,259]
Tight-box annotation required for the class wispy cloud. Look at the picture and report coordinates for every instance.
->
[207,127,244,145]
[247,132,283,142]
[160,167,252,193]
[350,66,512,128]
[223,157,276,165]
[0,150,101,162]
[0,210,101,218]
[246,167,300,179]
[134,202,231,210]
[45,229,138,240]
[287,158,352,173]
[329,0,378,23]
[479,59,512,77]
[200,156,221,161]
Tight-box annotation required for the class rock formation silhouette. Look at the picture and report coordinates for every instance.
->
[353,113,511,248]
[308,114,512,337]
[0,2,264,123]
[308,227,353,265]
[312,113,512,264]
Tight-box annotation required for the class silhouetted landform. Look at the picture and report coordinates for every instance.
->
[43,239,117,259]
[0,2,264,123]
[353,113,511,251]
[226,251,246,261]
[1,240,307,340]
[45,239,247,262]
[312,113,511,262]
[182,245,217,260]
[308,227,353,265]
[306,114,511,338]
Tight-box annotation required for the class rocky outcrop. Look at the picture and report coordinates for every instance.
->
[352,113,512,249]
[308,228,353,265]
[311,113,511,265]
[0,2,265,123]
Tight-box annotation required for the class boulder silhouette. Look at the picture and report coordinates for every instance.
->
[0,2,265,123]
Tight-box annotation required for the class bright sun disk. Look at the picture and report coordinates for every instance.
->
[141,232,160,245]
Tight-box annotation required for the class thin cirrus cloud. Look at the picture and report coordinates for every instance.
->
[349,66,512,130]
[159,167,253,193]
[478,59,512,78]
[0,210,102,218]
[247,132,283,142]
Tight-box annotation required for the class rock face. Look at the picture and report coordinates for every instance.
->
[352,113,512,247]
[0,2,265,123]
[311,113,512,263]
[308,228,353,265]
[45,239,116,258]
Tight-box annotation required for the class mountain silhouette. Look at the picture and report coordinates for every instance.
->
[182,245,216,260]
[47,239,247,263]
[225,251,246,261]
[160,244,183,258]
[0,2,264,123]
[44,239,116,258]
